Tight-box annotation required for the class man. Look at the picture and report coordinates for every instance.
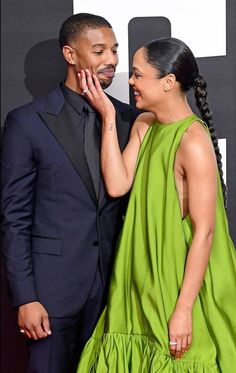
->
[1,13,139,373]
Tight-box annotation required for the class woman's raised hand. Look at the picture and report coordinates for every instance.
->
[78,69,115,119]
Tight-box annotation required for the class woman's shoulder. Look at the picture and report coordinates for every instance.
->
[183,120,211,146]
[179,120,215,163]
[132,112,156,132]
[135,111,156,126]
[130,112,155,143]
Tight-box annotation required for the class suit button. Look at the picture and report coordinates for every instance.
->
[92,240,99,246]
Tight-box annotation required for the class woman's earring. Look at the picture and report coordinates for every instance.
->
[164,86,168,92]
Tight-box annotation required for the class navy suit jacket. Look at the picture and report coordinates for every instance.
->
[1,85,139,317]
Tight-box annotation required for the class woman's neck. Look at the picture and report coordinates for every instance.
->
[152,95,193,124]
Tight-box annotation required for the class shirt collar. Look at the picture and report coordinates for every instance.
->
[60,83,95,114]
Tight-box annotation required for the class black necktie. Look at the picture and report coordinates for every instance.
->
[83,107,101,199]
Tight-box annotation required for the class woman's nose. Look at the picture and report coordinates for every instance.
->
[128,74,134,85]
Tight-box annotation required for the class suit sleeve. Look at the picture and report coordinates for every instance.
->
[1,110,38,307]
[131,106,141,122]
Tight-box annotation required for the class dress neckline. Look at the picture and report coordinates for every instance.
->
[156,113,197,127]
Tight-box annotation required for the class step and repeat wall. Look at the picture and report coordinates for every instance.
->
[1,0,235,371]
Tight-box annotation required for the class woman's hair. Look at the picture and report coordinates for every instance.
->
[144,37,227,208]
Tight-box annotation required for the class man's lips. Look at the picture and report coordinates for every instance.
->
[98,68,115,78]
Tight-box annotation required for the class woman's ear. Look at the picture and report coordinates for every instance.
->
[163,73,176,92]
[62,45,76,65]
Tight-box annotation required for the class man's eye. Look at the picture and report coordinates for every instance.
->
[94,51,103,55]
[112,50,118,54]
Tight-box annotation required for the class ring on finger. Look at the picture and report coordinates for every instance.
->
[20,329,25,333]
[169,341,177,346]
[82,88,89,96]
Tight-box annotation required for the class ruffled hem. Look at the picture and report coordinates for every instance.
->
[76,333,219,372]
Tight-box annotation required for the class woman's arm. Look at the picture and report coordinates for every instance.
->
[101,112,153,196]
[168,121,217,358]
[78,69,154,196]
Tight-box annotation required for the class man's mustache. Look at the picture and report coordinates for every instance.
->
[97,65,116,74]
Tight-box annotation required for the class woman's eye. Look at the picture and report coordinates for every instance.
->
[94,51,103,55]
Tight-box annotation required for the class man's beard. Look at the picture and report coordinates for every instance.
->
[100,78,113,90]
[97,65,116,90]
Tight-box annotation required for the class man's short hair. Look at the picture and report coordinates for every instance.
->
[59,13,112,49]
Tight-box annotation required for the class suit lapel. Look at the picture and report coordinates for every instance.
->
[38,87,134,208]
[38,97,97,204]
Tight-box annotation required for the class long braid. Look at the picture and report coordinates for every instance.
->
[194,75,227,208]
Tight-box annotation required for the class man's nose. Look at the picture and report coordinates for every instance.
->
[105,50,118,65]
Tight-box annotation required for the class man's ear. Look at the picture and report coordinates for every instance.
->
[163,73,176,92]
[62,45,77,65]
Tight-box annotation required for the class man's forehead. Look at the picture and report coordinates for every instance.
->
[77,27,117,45]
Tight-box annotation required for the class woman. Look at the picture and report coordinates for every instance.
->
[76,38,236,372]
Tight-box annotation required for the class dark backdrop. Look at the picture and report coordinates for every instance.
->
[1,0,235,372]
[1,1,73,372]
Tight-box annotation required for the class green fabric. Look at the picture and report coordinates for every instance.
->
[77,114,236,372]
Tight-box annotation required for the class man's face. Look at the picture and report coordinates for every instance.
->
[71,27,119,89]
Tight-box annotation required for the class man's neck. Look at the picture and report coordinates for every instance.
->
[64,72,82,94]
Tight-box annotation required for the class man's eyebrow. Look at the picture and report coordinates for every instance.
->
[91,43,119,48]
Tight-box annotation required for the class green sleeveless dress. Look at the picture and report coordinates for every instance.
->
[76,114,236,372]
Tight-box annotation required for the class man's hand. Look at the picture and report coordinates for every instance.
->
[18,301,51,340]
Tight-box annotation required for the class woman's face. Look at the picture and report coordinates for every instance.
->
[129,47,166,111]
